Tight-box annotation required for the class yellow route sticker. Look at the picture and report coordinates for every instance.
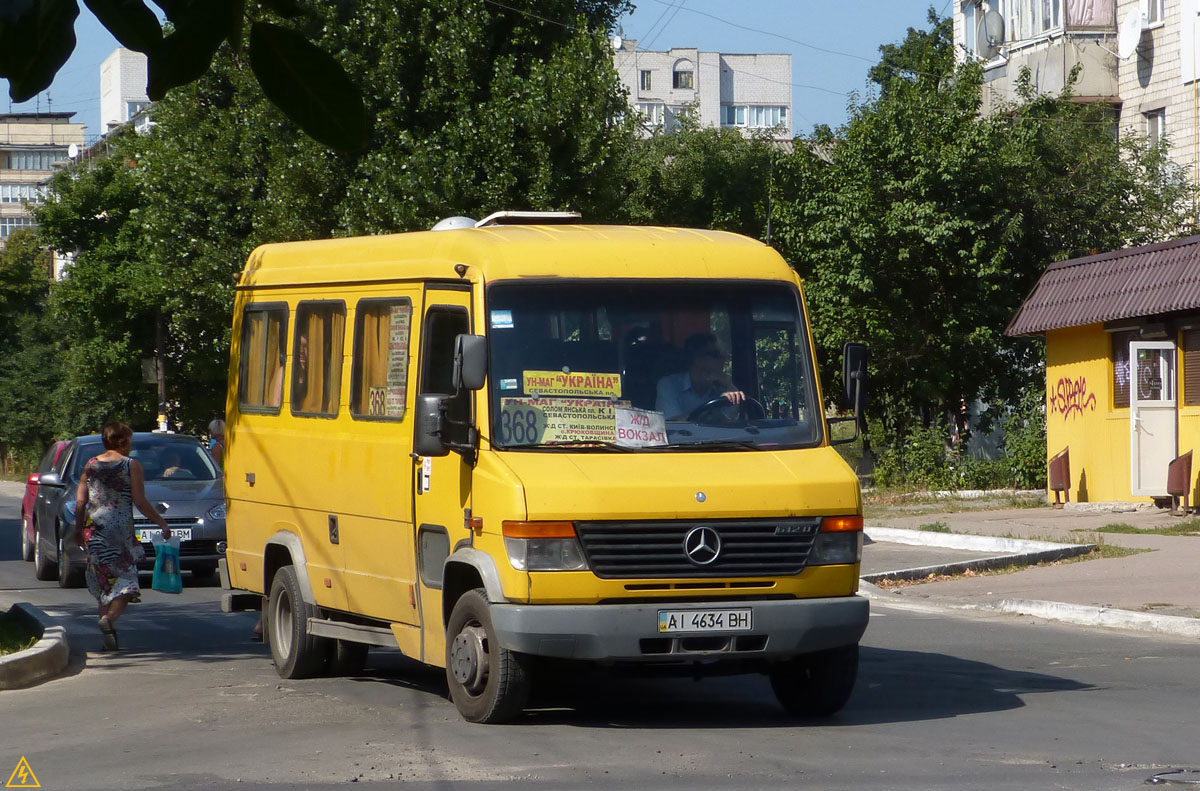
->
[6,757,39,788]
[522,370,622,398]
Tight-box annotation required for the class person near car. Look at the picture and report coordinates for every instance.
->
[74,421,171,651]
[207,418,225,468]
[654,332,745,420]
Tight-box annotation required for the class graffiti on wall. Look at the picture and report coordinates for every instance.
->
[1048,376,1097,419]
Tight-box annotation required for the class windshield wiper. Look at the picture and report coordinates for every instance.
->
[667,439,765,451]
[501,440,634,452]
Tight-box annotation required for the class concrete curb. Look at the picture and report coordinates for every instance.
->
[0,603,70,690]
[863,527,1095,583]
[859,583,1200,639]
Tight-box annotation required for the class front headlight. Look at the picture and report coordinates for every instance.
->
[502,521,589,571]
[207,502,227,520]
[807,516,863,566]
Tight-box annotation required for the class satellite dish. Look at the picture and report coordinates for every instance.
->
[610,24,624,51]
[67,143,79,158]
[976,9,1005,59]
[1117,8,1146,60]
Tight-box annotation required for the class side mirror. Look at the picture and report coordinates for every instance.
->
[38,471,63,487]
[453,334,488,391]
[414,393,451,457]
[842,342,869,411]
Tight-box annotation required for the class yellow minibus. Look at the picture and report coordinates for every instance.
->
[221,212,869,723]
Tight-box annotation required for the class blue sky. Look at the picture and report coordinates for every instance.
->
[2,1,943,141]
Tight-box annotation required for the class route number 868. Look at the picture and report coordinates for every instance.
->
[498,408,542,444]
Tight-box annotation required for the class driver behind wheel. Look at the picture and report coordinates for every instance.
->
[654,332,745,420]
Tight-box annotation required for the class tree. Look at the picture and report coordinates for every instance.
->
[0,229,61,470]
[770,11,1194,440]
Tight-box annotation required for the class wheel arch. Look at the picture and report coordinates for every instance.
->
[264,531,316,605]
[442,548,505,626]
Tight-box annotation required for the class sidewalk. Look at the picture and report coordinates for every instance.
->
[863,500,1200,637]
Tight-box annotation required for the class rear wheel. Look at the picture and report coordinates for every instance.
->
[33,521,57,581]
[267,565,331,679]
[20,516,34,562]
[445,588,531,723]
[769,643,859,717]
[57,533,85,588]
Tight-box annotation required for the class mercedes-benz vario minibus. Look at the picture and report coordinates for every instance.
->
[221,212,869,723]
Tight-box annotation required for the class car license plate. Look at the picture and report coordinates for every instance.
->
[137,528,192,542]
[658,608,752,633]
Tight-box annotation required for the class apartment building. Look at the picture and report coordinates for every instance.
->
[954,0,1200,179]
[0,113,85,251]
[613,40,793,139]
[100,47,151,134]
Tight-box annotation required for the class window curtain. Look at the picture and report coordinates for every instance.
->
[327,311,345,412]
[243,313,266,405]
[359,307,389,413]
[265,314,283,407]
[297,307,344,414]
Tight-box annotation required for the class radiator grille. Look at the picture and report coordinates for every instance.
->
[575,518,820,579]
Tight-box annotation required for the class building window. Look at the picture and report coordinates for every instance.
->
[636,102,665,126]
[673,59,694,90]
[639,70,652,91]
[351,298,412,421]
[997,0,1062,42]
[1184,330,1200,406]
[1111,330,1138,409]
[723,105,787,128]
[292,301,346,417]
[0,183,45,204]
[1144,0,1164,24]
[9,149,67,171]
[964,2,978,55]
[1145,109,1166,145]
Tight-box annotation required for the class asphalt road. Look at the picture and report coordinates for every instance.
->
[2,484,1198,791]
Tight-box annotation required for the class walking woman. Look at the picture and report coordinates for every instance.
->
[74,422,171,650]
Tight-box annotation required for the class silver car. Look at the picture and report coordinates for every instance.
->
[32,432,227,588]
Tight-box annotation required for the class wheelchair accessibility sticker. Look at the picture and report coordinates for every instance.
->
[5,757,39,788]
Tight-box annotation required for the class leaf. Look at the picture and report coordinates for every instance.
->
[248,22,367,153]
[145,0,241,99]
[0,0,80,103]
[83,0,161,53]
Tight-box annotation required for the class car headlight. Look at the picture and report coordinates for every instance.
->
[207,502,227,520]
[502,521,589,571]
[807,516,863,566]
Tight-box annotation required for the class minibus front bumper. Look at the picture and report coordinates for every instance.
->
[488,595,869,662]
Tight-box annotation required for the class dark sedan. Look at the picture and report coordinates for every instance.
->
[32,432,227,588]
[20,440,68,563]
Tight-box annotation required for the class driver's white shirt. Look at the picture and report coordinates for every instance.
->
[655,371,718,419]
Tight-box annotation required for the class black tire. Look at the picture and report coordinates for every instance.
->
[57,533,85,588]
[20,516,34,562]
[33,520,57,581]
[327,640,369,676]
[267,565,331,679]
[445,588,531,724]
[769,643,859,717]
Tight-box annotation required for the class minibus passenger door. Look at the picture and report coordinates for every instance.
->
[413,290,474,664]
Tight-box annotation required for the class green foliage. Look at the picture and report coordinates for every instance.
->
[1001,384,1048,490]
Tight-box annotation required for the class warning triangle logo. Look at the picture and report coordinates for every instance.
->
[5,757,39,788]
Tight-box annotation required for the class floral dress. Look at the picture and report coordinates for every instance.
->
[83,457,145,605]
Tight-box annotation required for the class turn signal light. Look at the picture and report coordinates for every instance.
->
[820,516,864,533]
[502,521,576,539]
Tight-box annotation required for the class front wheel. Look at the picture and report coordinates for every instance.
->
[20,516,34,562]
[769,643,859,717]
[445,588,531,723]
[267,565,331,679]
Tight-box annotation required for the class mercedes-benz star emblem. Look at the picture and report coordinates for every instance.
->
[683,526,721,566]
[695,491,706,502]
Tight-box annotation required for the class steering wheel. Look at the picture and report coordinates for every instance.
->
[687,395,766,425]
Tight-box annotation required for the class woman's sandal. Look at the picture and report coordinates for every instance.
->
[98,617,119,651]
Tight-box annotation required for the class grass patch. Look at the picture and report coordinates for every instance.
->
[0,613,36,656]
[1087,522,1200,536]
[862,489,1049,520]
[918,521,951,533]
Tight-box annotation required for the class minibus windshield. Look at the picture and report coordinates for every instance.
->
[487,280,822,451]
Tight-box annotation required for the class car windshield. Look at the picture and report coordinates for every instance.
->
[487,280,821,451]
[71,437,219,481]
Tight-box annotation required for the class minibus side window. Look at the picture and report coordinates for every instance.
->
[239,305,288,412]
[351,299,413,420]
[421,307,471,442]
[292,301,347,417]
